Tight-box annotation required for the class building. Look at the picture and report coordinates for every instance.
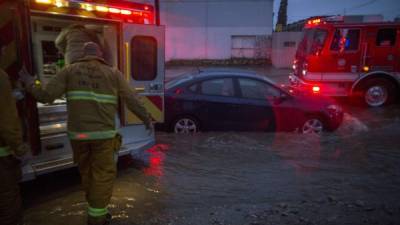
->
[136,0,274,62]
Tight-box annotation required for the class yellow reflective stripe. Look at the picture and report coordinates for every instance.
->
[67,91,117,104]
[68,130,117,140]
[0,146,11,157]
[88,206,108,217]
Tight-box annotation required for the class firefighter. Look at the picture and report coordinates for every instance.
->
[20,42,153,225]
[0,46,29,225]
[55,24,102,65]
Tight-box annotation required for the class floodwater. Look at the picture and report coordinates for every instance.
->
[22,104,400,225]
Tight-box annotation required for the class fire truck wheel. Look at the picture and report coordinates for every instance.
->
[172,116,200,134]
[361,78,397,107]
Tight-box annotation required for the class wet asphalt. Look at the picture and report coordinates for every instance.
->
[21,66,400,225]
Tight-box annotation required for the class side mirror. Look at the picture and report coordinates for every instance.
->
[272,93,287,105]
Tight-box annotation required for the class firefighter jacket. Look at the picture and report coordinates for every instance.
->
[26,57,152,141]
[55,24,101,65]
[0,69,23,156]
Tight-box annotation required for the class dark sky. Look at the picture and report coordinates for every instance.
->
[273,0,400,25]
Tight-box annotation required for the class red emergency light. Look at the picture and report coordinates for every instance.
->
[33,0,154,24]
[307,18,322,25]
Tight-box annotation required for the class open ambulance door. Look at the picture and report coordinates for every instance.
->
[122,24,165,126]
[118,23,164,156]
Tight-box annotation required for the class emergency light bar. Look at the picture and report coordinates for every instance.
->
[34,0,152,18]
[306,16,344,26]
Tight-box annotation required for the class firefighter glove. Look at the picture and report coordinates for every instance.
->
[14,143,31,166]
[18,66,35,87]
[145,122,154,136]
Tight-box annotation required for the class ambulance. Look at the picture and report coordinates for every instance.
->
[0,0,165,180]
[289,16,400,107]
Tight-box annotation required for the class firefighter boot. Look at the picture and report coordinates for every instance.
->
[87,212,112,225]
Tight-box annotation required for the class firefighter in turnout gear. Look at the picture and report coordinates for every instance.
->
[0,67,29,225]
[20,42,153,225]
[55,24,102,65]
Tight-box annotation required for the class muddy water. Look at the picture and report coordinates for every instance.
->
[23,105,400,225]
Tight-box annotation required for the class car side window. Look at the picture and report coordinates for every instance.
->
[238,78,280,100]
[201,78,234,97]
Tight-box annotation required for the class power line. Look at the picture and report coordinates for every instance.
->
[325,0,379,15]
[346,0,378,12]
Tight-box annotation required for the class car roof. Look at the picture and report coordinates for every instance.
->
[166,68,278,90]
[190,68,275,83]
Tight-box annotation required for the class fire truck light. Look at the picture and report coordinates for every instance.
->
[363,66,370,72]
[96,6,109,12]
[312,86,321,93]
[144,6,150,10]
[109,8,121,13]
[121,9,132,15]
[302,69,307,76]
[36,0,52,4]
[307,18,321,25]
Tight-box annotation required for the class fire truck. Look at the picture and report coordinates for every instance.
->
[0,0,165,180]
[289,16,400,107]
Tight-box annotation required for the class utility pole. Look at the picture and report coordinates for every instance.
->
[155,0,160,25]
[276,0,288,32]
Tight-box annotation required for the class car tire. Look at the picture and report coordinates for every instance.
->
[301,116,325,135]
[171,116,200,134]
[360,78,397,107]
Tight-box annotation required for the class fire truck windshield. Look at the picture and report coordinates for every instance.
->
[298,28,328,56]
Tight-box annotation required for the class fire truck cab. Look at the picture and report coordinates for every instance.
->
[289,16,400,107]
[0,0,165,180]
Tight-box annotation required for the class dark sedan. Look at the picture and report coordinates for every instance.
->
[158,68,343,134]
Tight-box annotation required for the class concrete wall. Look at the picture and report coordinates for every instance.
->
[158,0,274,61]
[271,32,304,68]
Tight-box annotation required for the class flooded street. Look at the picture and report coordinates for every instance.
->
[22,103,400,225]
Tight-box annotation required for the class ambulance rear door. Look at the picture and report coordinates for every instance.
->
[122,24,165,125]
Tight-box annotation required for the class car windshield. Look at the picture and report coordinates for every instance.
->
[165,75,194,89]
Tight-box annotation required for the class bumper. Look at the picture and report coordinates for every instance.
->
[289,74,350,97]
[325,110,344,131]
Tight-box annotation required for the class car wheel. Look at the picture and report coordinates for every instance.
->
[173,116,199,134]
[361,78,396,107]
[301,117,324,135]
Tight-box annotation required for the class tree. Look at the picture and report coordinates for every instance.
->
[276,0,288,32]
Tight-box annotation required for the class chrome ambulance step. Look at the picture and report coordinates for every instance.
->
[31,157,74,175]
[40,122,67,136]
[38,104,67,124]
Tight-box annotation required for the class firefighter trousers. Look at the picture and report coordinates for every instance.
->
[70,135,121,224]
[0,155,22,225]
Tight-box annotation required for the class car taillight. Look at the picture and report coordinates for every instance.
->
[174,88,183,94]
